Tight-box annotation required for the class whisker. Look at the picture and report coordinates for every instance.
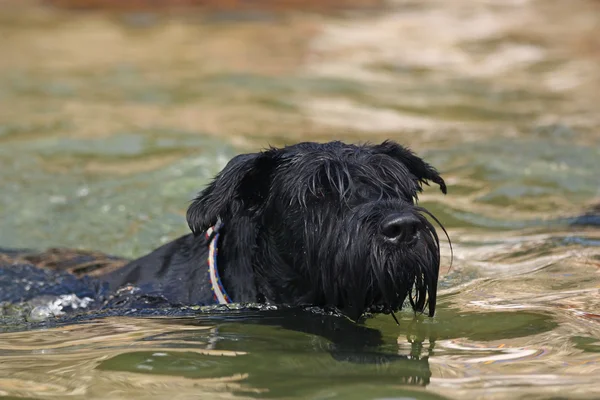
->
[416,206,453,273]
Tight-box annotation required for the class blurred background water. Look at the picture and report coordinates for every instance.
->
[0,0,599,399]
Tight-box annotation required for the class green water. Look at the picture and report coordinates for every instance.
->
[0,1,599,399]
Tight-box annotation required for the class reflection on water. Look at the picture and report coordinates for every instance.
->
[0,0,599,399]
[0,306,597,399]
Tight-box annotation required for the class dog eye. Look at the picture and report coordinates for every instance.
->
[355,186,374,199]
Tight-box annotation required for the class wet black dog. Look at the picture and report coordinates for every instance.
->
[101,140,448,321]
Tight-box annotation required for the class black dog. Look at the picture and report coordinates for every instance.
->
[98,140,448,321]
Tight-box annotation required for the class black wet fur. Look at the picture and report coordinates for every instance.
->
[102,140,448,321]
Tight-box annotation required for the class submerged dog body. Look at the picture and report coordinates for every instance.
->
[102,140,447,321]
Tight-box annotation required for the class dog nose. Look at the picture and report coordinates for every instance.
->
[380,213,421,243]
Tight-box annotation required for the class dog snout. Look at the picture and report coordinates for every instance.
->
[380,213,421,243]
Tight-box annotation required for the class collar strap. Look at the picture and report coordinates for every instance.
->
[205,220,231,304]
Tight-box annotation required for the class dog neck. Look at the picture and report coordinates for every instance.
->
[205,220,232,304]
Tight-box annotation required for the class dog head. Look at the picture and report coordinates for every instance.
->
[187,141,447,321]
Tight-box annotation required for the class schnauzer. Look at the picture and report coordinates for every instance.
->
[98,140,449,321]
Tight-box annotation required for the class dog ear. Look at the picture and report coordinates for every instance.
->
[186,152,276,235]
[372,140,447,194]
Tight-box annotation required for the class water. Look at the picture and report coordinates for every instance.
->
[0,0,599,398]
